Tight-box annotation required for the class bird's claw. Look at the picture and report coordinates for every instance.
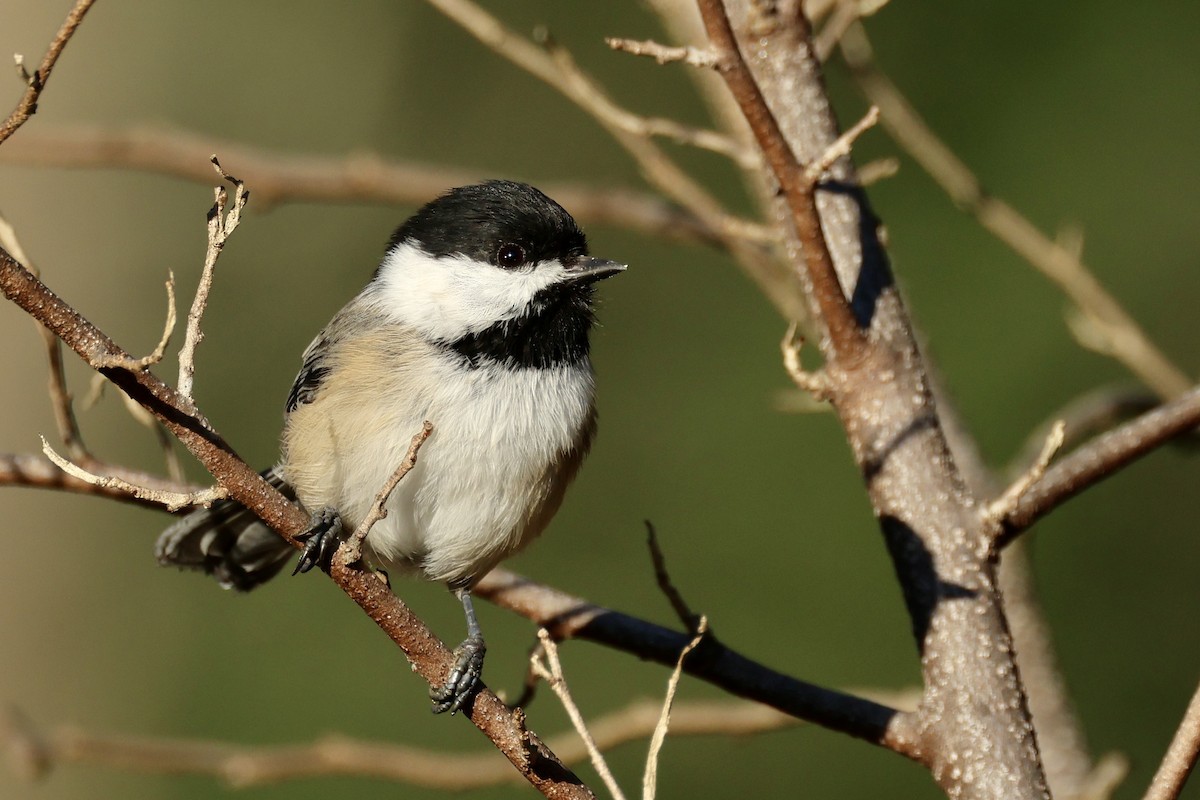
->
[430,635,486,715]
[292,507,342,576]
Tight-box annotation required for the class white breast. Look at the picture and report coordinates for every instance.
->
[282,340,595,587]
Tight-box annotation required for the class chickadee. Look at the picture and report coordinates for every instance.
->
[156,180,625,713]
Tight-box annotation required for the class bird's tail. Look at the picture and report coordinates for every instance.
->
[155,466,296,591]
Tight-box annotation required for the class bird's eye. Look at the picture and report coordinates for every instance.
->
[497,243,528,269]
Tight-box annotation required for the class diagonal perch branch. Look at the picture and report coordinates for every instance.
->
[0,248,593,800]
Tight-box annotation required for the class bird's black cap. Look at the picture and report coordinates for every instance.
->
[386,180,589,269]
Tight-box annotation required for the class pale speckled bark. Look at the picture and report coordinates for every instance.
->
[713,1,1050,796]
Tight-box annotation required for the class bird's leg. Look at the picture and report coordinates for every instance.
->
[430,587,486,715]
[292,507,343,576]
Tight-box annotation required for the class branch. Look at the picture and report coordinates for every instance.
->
[421,0,808,321]
[474,569,915,756]
[838,22,1192,399]
[643,617,708,800]
[0,250,593,800]
[0,697,812,789]
[39,436,226,512]
[1000,385,1200,543]
[1143,679,1200,800]
[0,124,739,249]
[0,0,97,145]
[696,0,866,360]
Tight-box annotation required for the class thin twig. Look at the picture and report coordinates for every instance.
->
[645,521,699,631]
[337,421,433,567]
[177,157,248,402]
[0,0,97,145]
[40,436,227,512]
[96,271,177,370]
[605,37,719,68]
[643,616,708,800]
[985,420,1065,525]
[804,105,879,183]
[1143,680,1200,800]
[533,631,628,800]
[839,22,1191,399]
[421,0,806,320]
[781,322,832,399]
[0,208,89,458]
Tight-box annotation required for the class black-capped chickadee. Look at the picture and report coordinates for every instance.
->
[156,180,625,713]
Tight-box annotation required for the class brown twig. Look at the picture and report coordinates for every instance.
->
[838,22,1191,399]
[0,0,97,146]
[336,422,433,567]
[1144,680,1200,800]
[0,452,190,508]
[697,0,865,360]
[0,250,593,800]
[644,521,699,631]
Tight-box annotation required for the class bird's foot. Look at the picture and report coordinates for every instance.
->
[430,635,486,715]
[292,507,342,576]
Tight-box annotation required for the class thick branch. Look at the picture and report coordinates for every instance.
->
[0,249,592,800]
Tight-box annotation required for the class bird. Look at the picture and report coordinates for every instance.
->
[156,180,625,714]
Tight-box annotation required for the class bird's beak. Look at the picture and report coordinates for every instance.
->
[564,256,627,284]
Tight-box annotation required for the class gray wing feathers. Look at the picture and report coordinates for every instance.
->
[155,466,295,591]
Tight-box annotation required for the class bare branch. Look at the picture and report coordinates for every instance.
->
[605,37,718,68]
[0,126,739,249]
[839,22,1192,399]
[533,631,627,800]
[39,436,227,512]
[0,0,97,145]
[0,697,824,790]
[95,271,177,371]
[336,422,433,567]
[0,250,593,799]
[177,157,248,402]
[1000,386,1200,543]
[643,616,708,800]
[475,569,915,756]
[1144,681,1200,800]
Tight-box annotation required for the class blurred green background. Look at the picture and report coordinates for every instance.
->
[1,1,1198,798]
